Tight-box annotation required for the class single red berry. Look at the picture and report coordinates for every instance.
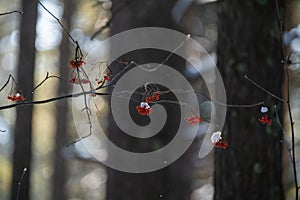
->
[7,93,25,102]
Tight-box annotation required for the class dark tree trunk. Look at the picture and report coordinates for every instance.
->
[215,1,285,200]
[106,1,195,200]
[51,1,74,199]
[10,0,38,200]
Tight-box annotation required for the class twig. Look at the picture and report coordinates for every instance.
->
[275,0,286,59]
[0,10,23,16]
[244,75,286,103]
[38,0,91,145]
[0,74,16,92]
[155,34,191,69]
[194,90,265,108]
[285,55,299,196]
[69,67,93,146]
[274,105,293,163]
[0,91,111,110]
[16,168,27,200]
[32,72,62,93]
[38,0,76,44]
[95,60,135,90]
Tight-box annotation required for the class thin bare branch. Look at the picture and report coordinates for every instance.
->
[0,74,15,92]
[0,10,23,16]
[16,168,27,200]
[244,75,286,102]
[32,72,62,93]
[0,91,111,111]
[38,0,76,44]
[275,105,293,161]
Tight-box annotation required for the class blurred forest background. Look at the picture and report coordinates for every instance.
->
[0,0,299,200]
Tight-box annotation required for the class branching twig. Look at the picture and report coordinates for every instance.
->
[0,74,16,93]
[69,67,93,145]
[156,34,190,69]
[32,72,62,93]
[38,0,92,145]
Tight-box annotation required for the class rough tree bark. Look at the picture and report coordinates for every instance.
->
[10,0,38,200]
[215,1,285,200]
[106,0,196,200]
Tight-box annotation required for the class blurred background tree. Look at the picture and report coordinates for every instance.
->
[215,0,285,199]
[10,0,37,199]
[51,0,74,199]
[105,0,196,199]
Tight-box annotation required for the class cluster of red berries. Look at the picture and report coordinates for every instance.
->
[185,115,203,126]
[136,91,161,116]
[96,72,111,85]
[7,93,25,102]
[145,91,160,103]
[69,77,89,84]
[69,57,85,69]
[136,102,152,116]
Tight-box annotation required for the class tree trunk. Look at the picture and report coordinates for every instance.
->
[51,1,74,199]
[106,1,195,200]
[10,0,38,200]
[215,1,285,200]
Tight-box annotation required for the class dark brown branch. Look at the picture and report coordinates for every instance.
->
[0,10,23,16]
[0,91,111,110]
[32,72,62,93]
[38,0,76,44]
[0,74,19,93]
[0,74,13,92]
